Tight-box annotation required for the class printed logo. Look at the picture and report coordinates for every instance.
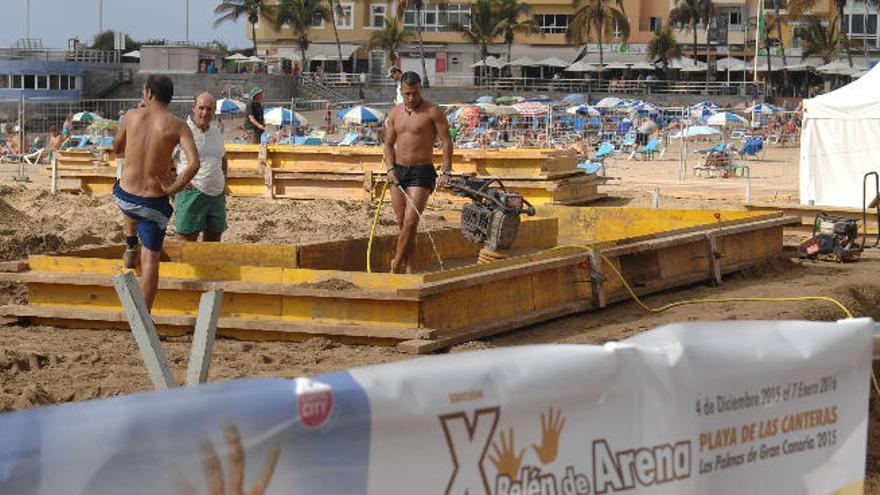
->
[296,378,334,429]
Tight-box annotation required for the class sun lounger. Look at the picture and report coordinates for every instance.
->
[629,139,661,161]
[740,138,764,159]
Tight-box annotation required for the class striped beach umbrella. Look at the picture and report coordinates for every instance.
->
[263,107,308,126]
[72,111,101,122]
[336,106,385,124]
[511,102,549,116]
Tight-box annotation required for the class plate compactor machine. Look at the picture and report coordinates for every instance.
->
[798,172,880,263]
[448,177,536,263]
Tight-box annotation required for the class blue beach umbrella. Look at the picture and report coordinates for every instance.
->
[707,112,748,126]
[336,106,385,124]
[216,98,245,114]
[563,93,587,104]
[263,107,308,126]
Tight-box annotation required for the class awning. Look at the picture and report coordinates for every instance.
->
[508,57,540,67]
[471,55,504,68]
[716,57,745,71]
[290,43,360,61]
[565,60,594,72]
[538,57,570,67]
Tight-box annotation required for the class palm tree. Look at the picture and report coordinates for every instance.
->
[789,0,868,67]
[396,0,431,87]
[275,0,329,71]
[454,0,504,85]
[367,16,416,66]
[326,0,345,72]
[566,0,630,80]
[771,0,790,91]
[648,26,683,77]
[214,0,277,55]
[495,0,540,63]
[797,16,841,64]
[668,0,714,66]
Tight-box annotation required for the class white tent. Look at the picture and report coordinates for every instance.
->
[800,63,880,207]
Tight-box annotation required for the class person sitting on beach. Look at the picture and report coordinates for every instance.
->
[48,127,64,151]
[112,75,201,311]
[174,92,228,244]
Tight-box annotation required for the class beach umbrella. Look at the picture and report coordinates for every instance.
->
[595,97,624,109]
[336,105,385,124]
[477,103,519,116]
[72,111,101,123]
[524,96,554,103]
[538,57,570,68]
[511,102,549,116]
[121,50,140,59]
[225,53,249,61]
[263,107,308,126]
[743,103,781,115]
[563,93,586,104]
[707,112,748,127]
[673,125,721,139]
[456,106,482,126]
[216,98,245,114]
[475,95,494,104]
[494,96,515,104]
[565,104,601,116]
[565,60,594,72]
[508,57,539,67]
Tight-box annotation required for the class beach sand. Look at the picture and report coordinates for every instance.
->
[1,143,879,491]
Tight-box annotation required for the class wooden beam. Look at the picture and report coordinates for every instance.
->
[0,260,27,273]
[112,272,177,390]
[0,304,433,340]
[588,249,606,309]
[186,290,222,386]
[398,299,593,354]
[705,234,722,286]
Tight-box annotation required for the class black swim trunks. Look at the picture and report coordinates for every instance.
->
[393,164,437,190]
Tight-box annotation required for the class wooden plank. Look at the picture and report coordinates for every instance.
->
[186,290,222,386]
[399,299,593,354]
[0,260,27,272]
[588,249,606,309]
[0,304,433,340]
[112,272,177,390]
[0,271,421,301]
[398,251,590,298]
[705,234,722,286]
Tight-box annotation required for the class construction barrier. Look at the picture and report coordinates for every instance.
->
[0,319,871,494]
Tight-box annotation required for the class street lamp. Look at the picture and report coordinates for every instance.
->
[99,0,103,33]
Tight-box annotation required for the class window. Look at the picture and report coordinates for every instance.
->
[649,17,662,31]
[12,75,22,89]
[335,2,353,29]
[69,76,77,90]
[23,75,35,89]
[844,15,849,33]
[0,75,8,89]
[403,3,470,32]
[370,4,386,28]
[60,75,69,90]
[869,14,878,35]
[36,75,47,90]
[852,14,864,34]
[50,75,60,90]
[309,11,325,28]
[533,14,572,34]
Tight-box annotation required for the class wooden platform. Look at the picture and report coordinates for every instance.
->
[0,211,798,353]
[746,202,880,235]
[50,145,606,206]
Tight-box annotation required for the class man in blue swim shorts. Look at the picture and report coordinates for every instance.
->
[112,75,201,310]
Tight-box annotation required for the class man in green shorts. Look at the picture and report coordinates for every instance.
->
[174,92,228,242]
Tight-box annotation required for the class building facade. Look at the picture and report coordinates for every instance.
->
[250,0,838,81]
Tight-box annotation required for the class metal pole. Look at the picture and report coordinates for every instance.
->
[186,0,190,42]
[99,0,103,33]
[26,0,30,40]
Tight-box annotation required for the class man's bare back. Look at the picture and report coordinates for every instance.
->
[115,107,195,197]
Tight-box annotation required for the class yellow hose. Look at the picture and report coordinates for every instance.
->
[366,181,389,274]
[550,245,878,397]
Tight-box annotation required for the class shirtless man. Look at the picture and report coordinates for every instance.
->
[112,75,200,310]
[384,71,453,274]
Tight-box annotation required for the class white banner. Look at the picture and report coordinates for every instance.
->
[0,319,872,494]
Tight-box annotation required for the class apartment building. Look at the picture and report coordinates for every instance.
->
[251,0,836,79]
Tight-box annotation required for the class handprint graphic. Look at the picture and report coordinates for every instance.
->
[531,407,566,465]
[489,428,525,481]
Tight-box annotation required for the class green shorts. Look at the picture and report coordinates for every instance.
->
[174,188,227,235]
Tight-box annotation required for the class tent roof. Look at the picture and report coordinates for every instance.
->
[804,62,880,120]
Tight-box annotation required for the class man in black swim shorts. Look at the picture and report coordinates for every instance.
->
[384,71,453,273]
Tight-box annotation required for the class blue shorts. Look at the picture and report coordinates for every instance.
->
[112,181,173,252]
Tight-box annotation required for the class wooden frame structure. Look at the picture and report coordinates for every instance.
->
[0,210,797,353]
[50,146,605,205]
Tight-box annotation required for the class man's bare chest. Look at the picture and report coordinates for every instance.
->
[394,111,435,136]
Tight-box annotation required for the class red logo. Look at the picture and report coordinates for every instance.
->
[297,379,334,429]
